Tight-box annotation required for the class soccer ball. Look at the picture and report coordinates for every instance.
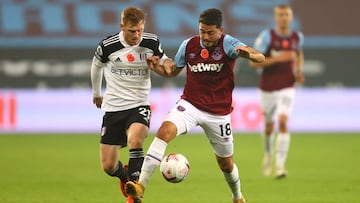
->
[160,153,190,183]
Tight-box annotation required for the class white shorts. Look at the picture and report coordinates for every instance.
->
[259,87,295,123]
[164,99,234,157]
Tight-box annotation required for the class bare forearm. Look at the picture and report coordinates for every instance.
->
[249,56,278,68]
[236,46,265,63]
[151,64,169,77]
[295,51,304,73]
[249,52,265,63]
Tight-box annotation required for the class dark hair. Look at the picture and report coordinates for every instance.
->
[275,4,292,9]
[199,8,222,28]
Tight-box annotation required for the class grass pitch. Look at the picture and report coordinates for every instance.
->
[0,133,359,203]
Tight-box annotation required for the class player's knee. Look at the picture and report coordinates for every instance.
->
[265,122,274,135]
[157,122,177,142]
[217,156,233,173]
[127,136,144,149]
[278,115,288,132]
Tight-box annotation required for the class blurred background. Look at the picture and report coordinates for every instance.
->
[0,0,359,133]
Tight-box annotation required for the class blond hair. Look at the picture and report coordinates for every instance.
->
[121,7,145,25]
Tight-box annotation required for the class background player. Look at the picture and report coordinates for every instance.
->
[125,8,265,203]
[90,6,174,203]
[249,4,304,178]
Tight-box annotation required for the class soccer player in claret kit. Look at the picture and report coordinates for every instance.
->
[90,6,174,203]
[249,4,304,178]
[125,8,265,203]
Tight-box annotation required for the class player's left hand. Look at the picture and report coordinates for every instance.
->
[295,72,305,84]
[93,97,103,109]
[235,46,265,63]
[235,46,251,58]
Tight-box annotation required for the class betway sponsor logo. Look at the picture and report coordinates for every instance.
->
[188,63,223,73]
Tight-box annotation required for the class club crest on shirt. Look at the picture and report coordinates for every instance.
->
[212,47,223,61]
[140,53,147,61]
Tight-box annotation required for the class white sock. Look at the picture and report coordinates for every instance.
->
[223,164,243,200]
[139,137,168,187]
[276,133,290,169]
[263,133,275,156]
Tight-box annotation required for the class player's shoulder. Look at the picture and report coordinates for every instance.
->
[179,36,199,49]
[223,34,238,43]
[140,32,161,49]
[96,33,123,60]
[223,34,245,46]
[294,30,304,38]
[100,33,121,47]
[261,29,272,37]
[187,35,202,45]
[142,32,159,41]
[293,30,304,35]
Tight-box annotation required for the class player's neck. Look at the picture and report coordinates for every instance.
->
[276,27,291,36]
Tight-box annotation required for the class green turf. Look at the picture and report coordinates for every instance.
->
[0,133,359,203]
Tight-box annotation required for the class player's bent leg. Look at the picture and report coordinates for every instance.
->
[100,144,128,196]
[100,144,121,174]
[127,123,148,182]
[125,122,178,202]
[136,122,176,187]
[156,121,178,142]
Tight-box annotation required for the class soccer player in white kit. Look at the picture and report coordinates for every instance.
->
[125,8,265,203]
[90,6,175,203]
[249,4,304,178]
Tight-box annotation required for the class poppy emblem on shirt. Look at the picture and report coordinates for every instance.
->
[200,49,209,59]
[282,40,289,48]
[127,53,135,62]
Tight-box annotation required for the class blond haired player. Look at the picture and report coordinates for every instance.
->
[91,6,174,203]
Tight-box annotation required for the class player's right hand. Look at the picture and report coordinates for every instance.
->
[93,97,103,109]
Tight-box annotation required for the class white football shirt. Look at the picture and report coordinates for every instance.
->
[91,31,167,112]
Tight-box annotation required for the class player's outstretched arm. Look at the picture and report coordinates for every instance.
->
[235,46,265,63]
[249,50,297,69]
